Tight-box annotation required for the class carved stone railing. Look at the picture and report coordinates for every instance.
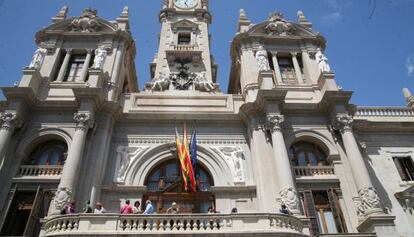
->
[16,165,63,177]
[293,166,335,177]
[42,213,304,236]
[173,44,198,51]
[355,107,414,117]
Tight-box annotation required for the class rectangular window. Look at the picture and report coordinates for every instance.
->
[178,33,191,45]
[278,57,296,83]
[64,55,86,82]
[393,157,414,181]
[302,189,347,235]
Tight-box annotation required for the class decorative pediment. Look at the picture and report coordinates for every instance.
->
[244,12,318,38]
[171,19,199,32]
[39,8,118,34]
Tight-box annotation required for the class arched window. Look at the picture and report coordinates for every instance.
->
[290,142,328,166]
[26,141,68,166]
[144,160,215,214]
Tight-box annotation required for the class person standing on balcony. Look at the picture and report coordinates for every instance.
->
[94,202,106,213]
[279,204,291,215]
[133,201,141,214]
[66,201,76,214]
[166,202,180,214]
[83,200,93,213]
[143,200,155,214]
[120,200,133,214]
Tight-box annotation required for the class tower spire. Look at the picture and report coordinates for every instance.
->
[52,6,68,23]
[238,9,251,33]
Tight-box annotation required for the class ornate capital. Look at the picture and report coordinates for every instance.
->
[54,187,72,211]
[335,114,354,133]
[73,112,94,131]
[0,112,23,131]
[278,187,299,212]
[266,114,284,133]
[356,186,383,217]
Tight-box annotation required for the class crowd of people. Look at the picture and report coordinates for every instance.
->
[61,200,292,215]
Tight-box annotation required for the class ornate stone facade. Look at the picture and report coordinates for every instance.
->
[0,2,412,237]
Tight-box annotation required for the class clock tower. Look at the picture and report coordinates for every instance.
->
[146,0,218,92]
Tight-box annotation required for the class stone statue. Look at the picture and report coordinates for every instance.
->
[316,48,331,72]
[255,46,271,72]
[146,72,170,92]
[28,47,47,69]
[215,146,245,183]
[116,147,130,183]
[92,46,108,69]
[193,72,217,92]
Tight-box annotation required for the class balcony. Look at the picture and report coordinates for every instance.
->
[16,165,63,177]
[42,213,306,236]
[293,166,335,177]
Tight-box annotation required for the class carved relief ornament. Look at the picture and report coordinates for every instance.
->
[264,12,294,36]
[213,146,246,183]
[278,187,299,212]
[73,112,94,131]
[53,187,72,211]
[335,114,354,133]
[69,8,102,33]
[266,114,284,133]
[0,112,23,131]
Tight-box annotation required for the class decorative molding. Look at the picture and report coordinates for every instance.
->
[115,138,247,145]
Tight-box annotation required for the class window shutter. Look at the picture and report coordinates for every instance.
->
[0,185,18,235]
[401,157,414,180]
[327,188,347,233]
[393,157,408,181]
[303,190,320,236]
[23,186,44,237]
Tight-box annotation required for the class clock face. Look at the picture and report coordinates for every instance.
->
[174,0,197,9]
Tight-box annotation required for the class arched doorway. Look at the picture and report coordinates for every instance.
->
[143,159,215,214]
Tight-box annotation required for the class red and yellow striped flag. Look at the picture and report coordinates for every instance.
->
[175,127,188,191]
[183,124,197,192]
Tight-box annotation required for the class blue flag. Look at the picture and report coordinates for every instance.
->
[190,128,197,172]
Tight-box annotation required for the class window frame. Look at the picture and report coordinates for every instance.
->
[393,156,414,181]
[26,141,68,166]
[290,142,328,166]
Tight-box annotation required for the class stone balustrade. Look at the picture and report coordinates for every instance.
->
[355,107,414,117]
[42,213,304,236]
[173,44,198,51]
[16,165,63,177]
[293,166,335,177]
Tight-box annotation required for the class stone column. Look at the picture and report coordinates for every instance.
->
[336,114,384,216]
[0,112,23,170]
[266,114,300,214]
[56,49,72,82]
[108,45,124,101]
[271,52,283,84]
[291,52,305,84]
[77,49,92,82]
[301,51,315,84]
[52,112,94,214]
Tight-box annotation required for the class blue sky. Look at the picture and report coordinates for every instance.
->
[0,0,413,106]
